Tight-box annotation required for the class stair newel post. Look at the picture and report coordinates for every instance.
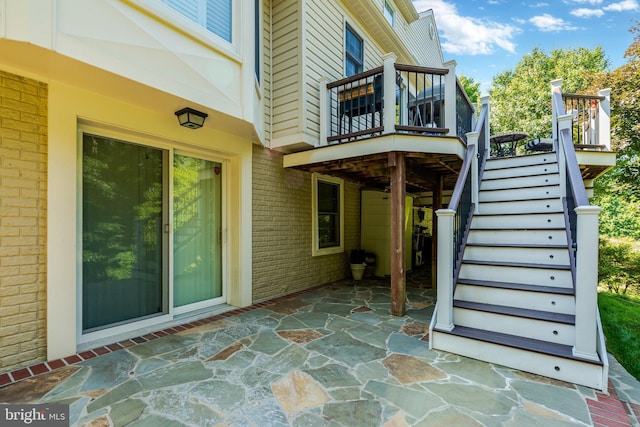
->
[557,114,572,197]
[435,209,455,331]
[597,88,611,151]
[319,76,329,146]
[443,60,457,137]
[551,79,562,145]
[480,96,491,158]
[573,205,601,362]
[382,53,397,135]
[466,135,479,214]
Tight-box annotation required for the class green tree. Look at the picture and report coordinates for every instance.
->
[458,75,481,104]
[489,47,609,139]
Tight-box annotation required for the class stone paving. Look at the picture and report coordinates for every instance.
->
[0,280,639,426]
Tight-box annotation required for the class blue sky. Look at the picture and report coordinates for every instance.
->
[411,0,639,94]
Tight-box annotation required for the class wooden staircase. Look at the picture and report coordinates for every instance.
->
[430,152,606,390]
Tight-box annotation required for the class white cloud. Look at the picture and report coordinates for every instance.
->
[570,7,605,16]
[529,13,579,31]
[411,0,520,55]
[565,0,603,4]
[603,0,639,11]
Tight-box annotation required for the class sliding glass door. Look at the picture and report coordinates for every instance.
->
[173,154,223,308]
[82,135,166,331]
[81,135,224,333]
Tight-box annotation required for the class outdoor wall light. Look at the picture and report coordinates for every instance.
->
[175,107,208,129]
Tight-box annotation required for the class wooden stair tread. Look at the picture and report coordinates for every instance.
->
[465,243,568,249]
[456,278,574,295]
[473,212,563,217]
[480,183,559,192]
[482,172,558,182]
[453,300,575,324]
[434,325,602,365]
[479,197,560,204]
[462,259,571,270]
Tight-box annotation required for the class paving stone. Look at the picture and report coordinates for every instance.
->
[128,335,198,359]
[138,361,212,391]
[249,329,290,355]
[305,363,361,388]
[127,414,187,426]
[0,366,81,403]
[436,356,506,389]
[502,406,583,427]
[364,380,445,419]
[289,312,330,329]
[421,382,516,416]
[307,331,387,365]
[347,325,392,349]
[382,354,447,384]
[145,389,223,425]
[322,399,383,426]
[276,315,314,330]
[326,316,361,331]
[240,365,282,388]
[190,380,246,412]
[265,296,312,314]
[292,412,330,427]
[210,323,261,341]
[305,353,330,369]
[271,370,330,413]
[80,350,139,392]
[609,353,640,404]
[383,410,411,427]
[108,397,145,426]
[277,329,324,344]
[87,379,143,413]
[328,386,362,401]
[510,379,591,424]
[355,361,390,383]
[219,349,257,369]
[414,407,482,426]
[134,357,172,376]
[257,344,309,374]
[387,333,436,360]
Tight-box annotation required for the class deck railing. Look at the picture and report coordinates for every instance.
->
[551,79,602,363]
[562,91,611,150]
[324,56,474,143]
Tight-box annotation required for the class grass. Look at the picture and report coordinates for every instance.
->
[598,291,640,381]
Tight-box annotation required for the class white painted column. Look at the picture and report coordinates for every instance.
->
[383,53,397,135]
[319,77,328,146]
[598,88,611,151]
[573,205,601,362]
[443,60,457,137]
[435,209,455,331]
[551,79,563,144]
[480,96,491,157]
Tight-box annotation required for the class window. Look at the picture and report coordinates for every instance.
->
[161,0,232,42]
[345,25,363,77]
[312,174,344,256]
[384,1,395,27]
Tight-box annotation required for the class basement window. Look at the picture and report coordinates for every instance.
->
[312,174,344,256]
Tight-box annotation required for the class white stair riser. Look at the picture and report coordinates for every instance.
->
[479,199,563,215]
[466,229,568,246]
[430,332,605,391]
[481,174,560,191]
[455,284,575,314]
[485,154,557,170]
[453,307,575,345]
[483,163,559,180]
[459,264,573,288]
[463,246,570,266]
[479,186,560,202]
[472,213,565,229]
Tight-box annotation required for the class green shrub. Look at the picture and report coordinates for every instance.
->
[599,237,640,295]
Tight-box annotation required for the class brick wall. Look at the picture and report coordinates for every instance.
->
[0,70,48,372]
[252,145,361,302]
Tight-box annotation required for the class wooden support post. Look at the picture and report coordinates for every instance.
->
[389,152,406,316]
[431,175,443,290]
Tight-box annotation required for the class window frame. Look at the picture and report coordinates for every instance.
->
[384,1,395,27]
[159,0,233,43]
[312,174,344,256]
[344,24,364,77]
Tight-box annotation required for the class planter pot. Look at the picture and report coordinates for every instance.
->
[350,263,366,280]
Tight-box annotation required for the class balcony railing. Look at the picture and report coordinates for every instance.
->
[324,57,474,144]
[562,91,611,150]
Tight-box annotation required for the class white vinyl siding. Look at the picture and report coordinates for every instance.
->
[263,0,272,142]
[271,0,300,138]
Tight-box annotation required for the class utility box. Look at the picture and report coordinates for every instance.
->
[360,190,413,277]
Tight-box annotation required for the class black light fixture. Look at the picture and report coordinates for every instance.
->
[175,107,208,129]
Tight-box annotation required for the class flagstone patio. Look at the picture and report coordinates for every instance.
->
[0,279,638,426]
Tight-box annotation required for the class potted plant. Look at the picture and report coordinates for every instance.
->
[350,249,366,280]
